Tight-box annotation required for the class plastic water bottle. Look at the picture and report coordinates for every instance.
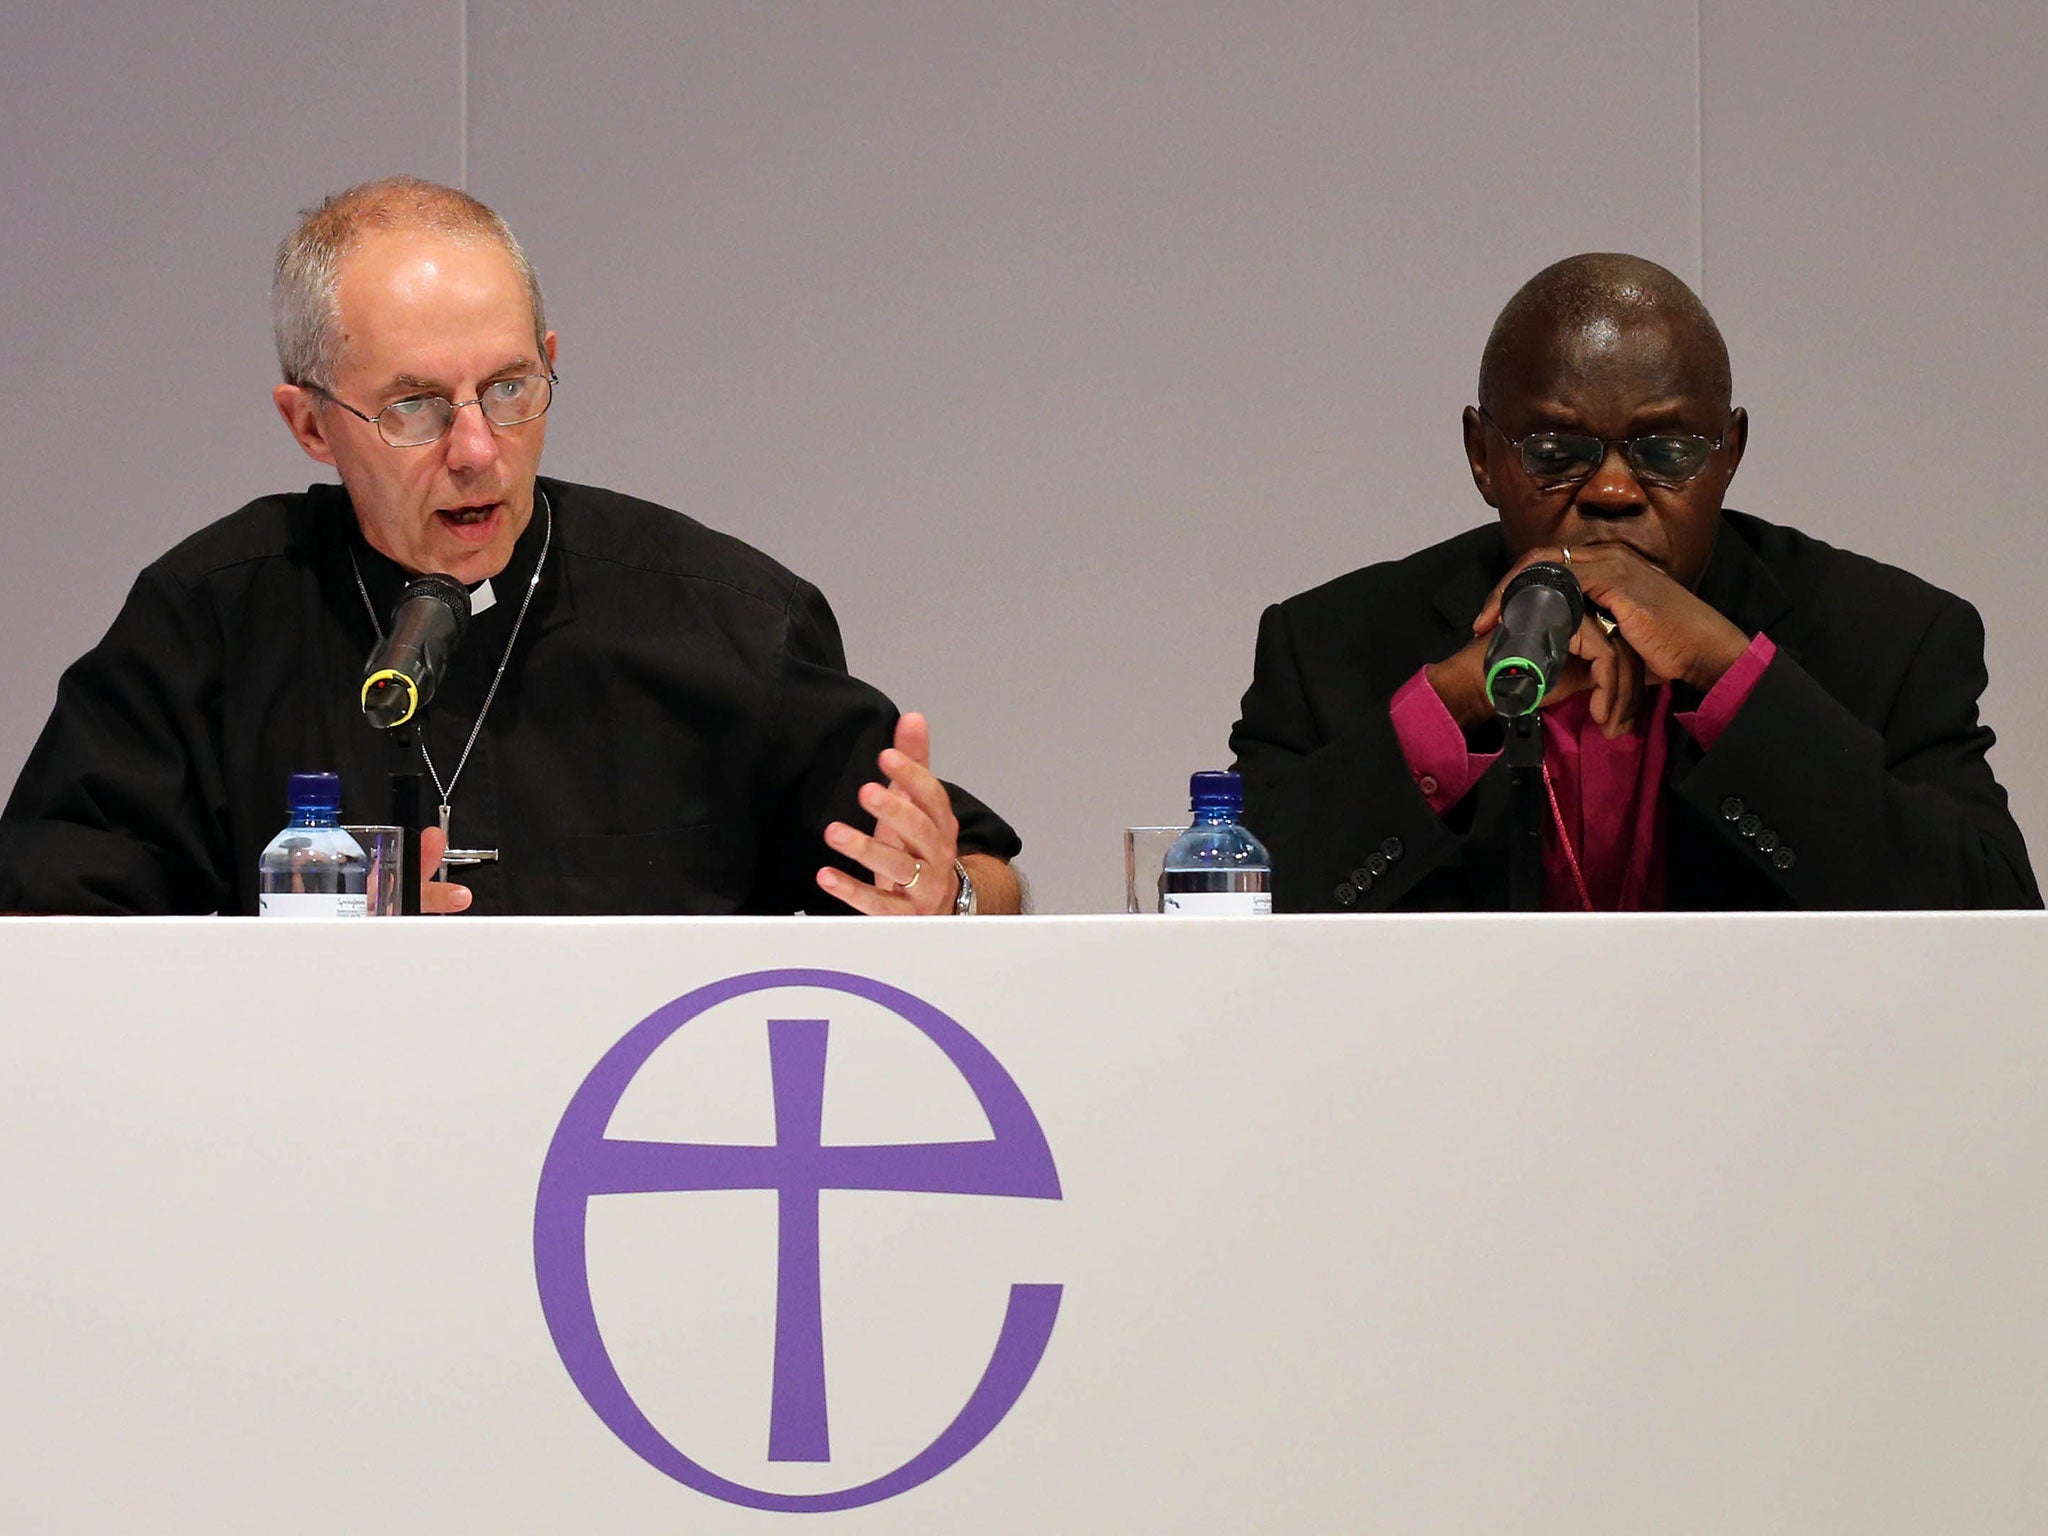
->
[1160,770,1272,914]
[258,772,369,918]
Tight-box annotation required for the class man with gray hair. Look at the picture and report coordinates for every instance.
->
[0,177,1021,915]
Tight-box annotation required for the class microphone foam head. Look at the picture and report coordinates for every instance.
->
[1501,560,1586,630]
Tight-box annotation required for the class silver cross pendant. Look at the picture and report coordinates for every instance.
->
[438,803,500,868]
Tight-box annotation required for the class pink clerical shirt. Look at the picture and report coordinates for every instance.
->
[1388,634,1778,910]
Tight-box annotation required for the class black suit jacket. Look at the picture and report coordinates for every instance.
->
[1230,510,2039,911]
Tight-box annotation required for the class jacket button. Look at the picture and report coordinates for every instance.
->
[1738,813,1762,838]
[1349,868,1373,888]
[1417,774,1439,797]
[1721,796,1745,820]
[1334,881,1358,906]
[1756,828,1780,853]
[1382,837,1404,861]
[1771,847,1796,872]
[1366,852,1390,878]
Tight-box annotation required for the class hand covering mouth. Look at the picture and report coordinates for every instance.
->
[1575,536,1662,568]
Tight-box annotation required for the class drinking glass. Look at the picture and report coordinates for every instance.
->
[342,825,405,916]
[1122,826,1184,914]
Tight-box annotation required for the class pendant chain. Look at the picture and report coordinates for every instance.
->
[1542,761,1597,912]
[348,489,552,823]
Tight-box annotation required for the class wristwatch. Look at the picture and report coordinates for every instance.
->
[952,858,978,916]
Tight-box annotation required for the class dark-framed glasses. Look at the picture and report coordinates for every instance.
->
[1479,405,1724,489]
[320,373,558,448]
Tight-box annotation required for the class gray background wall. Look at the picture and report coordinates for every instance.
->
[3,1,2042,912]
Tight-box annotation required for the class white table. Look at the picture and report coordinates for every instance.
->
[3,914,2044,1532]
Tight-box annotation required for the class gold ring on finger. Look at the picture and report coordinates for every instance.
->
[899,859,924,893]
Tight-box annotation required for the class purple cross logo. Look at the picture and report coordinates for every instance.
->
[533,968,1063,1511]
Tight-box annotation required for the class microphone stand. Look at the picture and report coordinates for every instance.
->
[1505,711,1544,912]
[388,720,425,917]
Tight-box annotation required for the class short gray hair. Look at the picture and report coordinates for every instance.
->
[271,175,548,392]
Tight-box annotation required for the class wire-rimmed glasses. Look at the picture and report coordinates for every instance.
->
[319,373,558,448]
[1478,405,1724,489]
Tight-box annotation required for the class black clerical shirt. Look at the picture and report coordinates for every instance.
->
[0,478,1019,915]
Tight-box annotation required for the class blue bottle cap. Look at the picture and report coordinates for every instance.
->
[287,771,344,814]
[1189,770,1243,812]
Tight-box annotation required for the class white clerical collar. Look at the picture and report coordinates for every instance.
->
[469,578,496,616]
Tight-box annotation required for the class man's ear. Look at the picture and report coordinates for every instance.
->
[273,383,338,467]
[1722,405,1748,482]
[1462,406,1499,509]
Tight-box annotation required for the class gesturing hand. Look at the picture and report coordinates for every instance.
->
[817,712,964,916]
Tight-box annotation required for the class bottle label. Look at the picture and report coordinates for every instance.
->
[258,891,369,919]
[1161,890,1273,915]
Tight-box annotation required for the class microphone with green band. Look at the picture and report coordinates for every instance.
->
[1483,560,1584,718]
[360,573,471,729]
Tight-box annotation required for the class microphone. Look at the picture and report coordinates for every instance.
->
[1484,561,1584,718]
[360,574,471,729]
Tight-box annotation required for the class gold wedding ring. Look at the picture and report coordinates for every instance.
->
[899,860,924,893]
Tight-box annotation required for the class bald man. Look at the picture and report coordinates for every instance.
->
[1230,254,2038,911]
[0,177,1021,916]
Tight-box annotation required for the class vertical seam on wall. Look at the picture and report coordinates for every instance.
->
[458,0,470,188]
[1694,0,1706,299]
